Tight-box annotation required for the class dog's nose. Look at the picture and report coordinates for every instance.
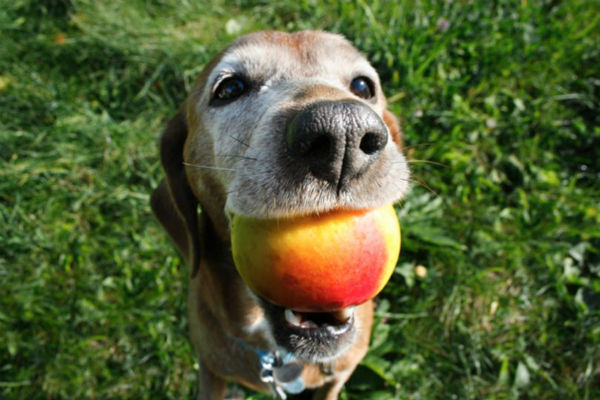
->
[286,100,388,189]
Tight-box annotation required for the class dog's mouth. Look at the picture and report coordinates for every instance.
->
[261,300,358,363]
[283,307,355,332]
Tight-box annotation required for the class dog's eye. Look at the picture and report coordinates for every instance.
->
[212,77,247,105]
[350,77,375,100]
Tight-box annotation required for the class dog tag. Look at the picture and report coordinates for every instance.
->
[282,376,306,394]
[273,360,303,384]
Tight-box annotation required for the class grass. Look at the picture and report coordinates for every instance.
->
[1,0,599,398]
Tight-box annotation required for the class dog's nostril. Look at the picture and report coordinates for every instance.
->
[360,132,385,155]
[305,135,331,159]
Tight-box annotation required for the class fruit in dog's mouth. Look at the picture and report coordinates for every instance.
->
[231,205,401,312]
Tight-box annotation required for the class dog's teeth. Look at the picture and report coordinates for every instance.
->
[300,320,318,329]
[284,309,302,326]
[336,306,356,321]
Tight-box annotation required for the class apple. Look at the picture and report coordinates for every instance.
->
[231,205,401,312]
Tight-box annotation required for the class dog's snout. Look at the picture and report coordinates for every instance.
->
[286,100,388,189]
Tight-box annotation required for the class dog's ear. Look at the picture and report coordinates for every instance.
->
[383,109,403,150]
[151,111,202,276]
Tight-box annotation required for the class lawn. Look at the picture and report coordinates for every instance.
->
[1,0,599,398]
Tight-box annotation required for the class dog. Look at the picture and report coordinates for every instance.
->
[151,30,410,399]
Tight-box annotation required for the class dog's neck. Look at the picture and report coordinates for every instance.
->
[195,213,274,344]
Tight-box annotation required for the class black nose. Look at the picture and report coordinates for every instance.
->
[286,100,388,190]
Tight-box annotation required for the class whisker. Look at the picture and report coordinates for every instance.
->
[230,135,250,147]
[225,188,243,196]
[216,154,260,161]
[406,159,447,167]
[408,176,439,197]
[182,162,236,172]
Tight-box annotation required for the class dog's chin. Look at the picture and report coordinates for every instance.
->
[259,299,358,363]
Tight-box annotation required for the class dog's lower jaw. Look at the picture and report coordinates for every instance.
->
[285,323,358,363]
[260,300,360,363]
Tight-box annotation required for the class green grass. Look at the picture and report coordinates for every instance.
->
[1,0,599,398]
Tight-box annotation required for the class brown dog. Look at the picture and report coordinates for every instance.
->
[151,30,410,399]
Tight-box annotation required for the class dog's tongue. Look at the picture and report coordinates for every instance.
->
[231,205,401,312]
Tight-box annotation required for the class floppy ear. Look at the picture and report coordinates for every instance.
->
[383,109,404,150]
[150,111,203,276]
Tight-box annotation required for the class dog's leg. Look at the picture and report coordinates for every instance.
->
[310,370,353,400]
[196,360,226,400]
[286,369,353,400]
[312,301,374,400]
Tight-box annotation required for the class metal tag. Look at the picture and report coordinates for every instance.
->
[258,350,306,398]
[273,360,303,384]
[282,377,306,394]
[283,377,306,394]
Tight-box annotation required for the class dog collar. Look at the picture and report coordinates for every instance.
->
[258,350,305,398]
[234,337,305,399]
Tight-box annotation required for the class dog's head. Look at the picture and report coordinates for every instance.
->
[152,31,410,362]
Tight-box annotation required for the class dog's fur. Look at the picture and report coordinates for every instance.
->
[151,30,410,399]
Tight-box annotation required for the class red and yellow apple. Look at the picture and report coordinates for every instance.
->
[231,205,401,312]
